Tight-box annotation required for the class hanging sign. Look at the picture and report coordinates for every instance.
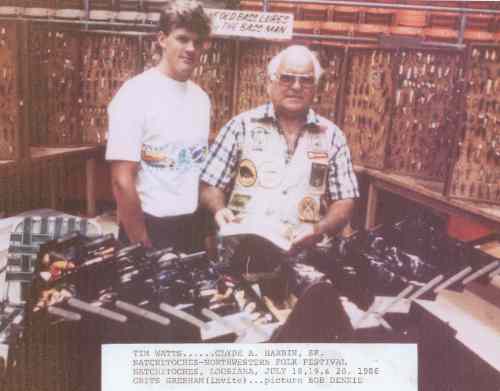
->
[206,9,294,40]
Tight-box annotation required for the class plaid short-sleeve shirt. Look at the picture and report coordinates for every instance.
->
[200,103,359,201]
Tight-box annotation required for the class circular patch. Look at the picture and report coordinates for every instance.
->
[298,196,320,222]
[258,161,284,189]
[237,159,257,187]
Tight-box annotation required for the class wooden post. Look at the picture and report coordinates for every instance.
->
[86,157,97,217]
[382,48,400,171]
[443,46,469,198]
[336,46,350,128]
[48,159,57,210]
[365,181,379,229]
[17,20,31,161]
[230,39,241,122]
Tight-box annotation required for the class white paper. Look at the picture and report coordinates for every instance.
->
[102,343,417,391]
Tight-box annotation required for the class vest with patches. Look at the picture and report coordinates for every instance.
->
[228,118,333,229]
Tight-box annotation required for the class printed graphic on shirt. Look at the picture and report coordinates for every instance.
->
[237,159,257,187]
[141,148,174,168]
[141,143,207,172]
[298,196,320,222]
[190,144,208,165]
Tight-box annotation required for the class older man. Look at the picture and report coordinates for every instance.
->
[200,45,359,295]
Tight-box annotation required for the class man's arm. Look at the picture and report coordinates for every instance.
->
[316,198,355,237]
[199,182,235,227]
[111,161,152,248]
[199,114,243,228]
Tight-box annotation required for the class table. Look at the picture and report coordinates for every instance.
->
[355,165,500,232]
[0,145,105,217]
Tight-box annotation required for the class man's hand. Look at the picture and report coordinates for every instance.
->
[289,224,322,254]
[214,207,236,227]
[199,183,234,228]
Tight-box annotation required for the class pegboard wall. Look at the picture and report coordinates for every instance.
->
[448,46,500,204]
[80,33,141,144]
[141,35,161,71]
[0,21,22,160]
[193,40,236,141]
[342,49,394,170]
[3,22,238,158]
[386,49,462,181]
[313,46,344,122]
[236,41,285,114]
[29,27,141,147]
[30,27,82,146]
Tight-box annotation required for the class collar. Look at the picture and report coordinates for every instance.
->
[252,102,321,132]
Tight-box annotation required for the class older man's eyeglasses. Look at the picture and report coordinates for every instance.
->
[274,73,316,88]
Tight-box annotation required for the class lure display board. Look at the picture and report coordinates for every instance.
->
[448,46,500,204]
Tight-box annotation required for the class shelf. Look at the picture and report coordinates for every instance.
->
[355,165,500,231]
[0,145,105,217]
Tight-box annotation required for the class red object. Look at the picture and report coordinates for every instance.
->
[447,215,493,241]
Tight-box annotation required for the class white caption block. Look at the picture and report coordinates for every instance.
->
[102,343,417,391]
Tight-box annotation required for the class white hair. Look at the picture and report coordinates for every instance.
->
[267,45,324,83]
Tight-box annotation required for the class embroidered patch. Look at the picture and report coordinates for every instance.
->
[237,159,257,187]
[307,151,328,160]
[228,193,251,213]
[298,196,320,222]
[309,161,328,190]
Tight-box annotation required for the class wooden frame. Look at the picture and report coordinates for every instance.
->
[358,165,500,231]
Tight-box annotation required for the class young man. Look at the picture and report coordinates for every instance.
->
[106,0,211,250]
[200,45,359,295]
